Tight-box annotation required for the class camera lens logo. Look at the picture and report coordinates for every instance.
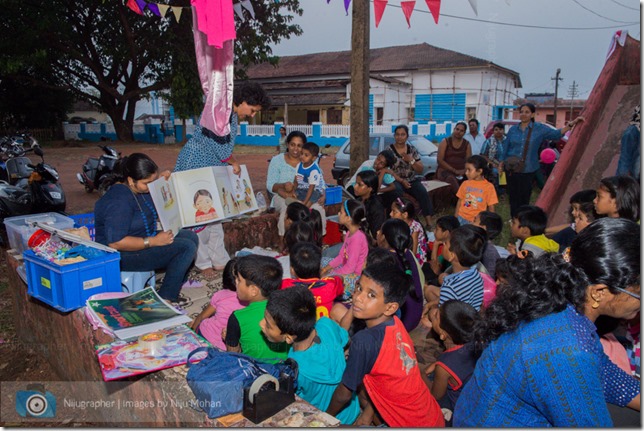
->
[15,384,56,418]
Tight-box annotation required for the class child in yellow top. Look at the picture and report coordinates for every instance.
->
[455,155,498,225]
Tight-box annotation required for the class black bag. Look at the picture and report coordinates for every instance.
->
[504,125,533,175]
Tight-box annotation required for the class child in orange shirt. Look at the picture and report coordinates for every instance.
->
[455,155,498,225]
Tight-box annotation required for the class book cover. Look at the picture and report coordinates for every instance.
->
[85,287,191,340]
[95,325,210,381]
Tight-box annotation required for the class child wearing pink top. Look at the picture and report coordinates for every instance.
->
[321,200,370,299]
[190,258,246,349]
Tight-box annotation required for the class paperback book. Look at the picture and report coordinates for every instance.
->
[95,325,209,381]
[147,165,258,235]
[85,287,191,340]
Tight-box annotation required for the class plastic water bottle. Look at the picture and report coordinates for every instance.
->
[255,191,267,211]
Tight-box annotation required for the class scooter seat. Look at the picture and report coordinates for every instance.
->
[85,158,100,170]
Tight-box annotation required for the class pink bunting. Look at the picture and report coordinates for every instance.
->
[401,1,416,28]
[126,0,143,14]
[425,0,440,24]
[374,0,388,28]
[344,0,351,16]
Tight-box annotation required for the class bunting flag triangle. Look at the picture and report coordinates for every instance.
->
[147,3,161,17]
[135,0,147,14]
[467,0,478,16]
[425,0,440,24]
[374,0,388,28]
[401,1,416,28]
[233,2,245,21]
[241,0,255,19]
[157,3,169,17]
[344,0,351,16]
[171,6,183,23]
[126,0,143,14]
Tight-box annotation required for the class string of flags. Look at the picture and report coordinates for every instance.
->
[125,0,258,23]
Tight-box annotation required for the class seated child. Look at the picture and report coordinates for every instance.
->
[224,255,289,363]
[293,141,324,207]
[190,258,245,349]
[424,215,460,286]
[326,264,445,427]
[424,225,485,311]
[285,201,323,246]
[260,286,361,425]
[507,205,558,257]
[390,197,429,265]
[546,189,596,252]
[425,300,481,426]
[281,241,345,321]
[472,211,503,279]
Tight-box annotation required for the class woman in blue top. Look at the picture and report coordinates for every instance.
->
[454,217,640,427]
[95,154,198,304]
[500,103,584,216]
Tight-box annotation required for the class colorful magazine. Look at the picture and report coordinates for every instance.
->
[85,287,191,340]
[147,165,258,235]
[95,325,210,381]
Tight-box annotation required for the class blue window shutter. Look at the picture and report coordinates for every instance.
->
[416,93,466,122]
[369,94,374,126]
[415,95,431,122]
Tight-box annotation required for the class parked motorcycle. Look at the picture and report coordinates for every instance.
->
[76,145,121,195]
[0,145,66,220]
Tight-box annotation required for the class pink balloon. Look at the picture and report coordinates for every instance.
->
[540,148,557,164]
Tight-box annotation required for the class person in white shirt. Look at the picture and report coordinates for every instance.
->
[464,118,485,155]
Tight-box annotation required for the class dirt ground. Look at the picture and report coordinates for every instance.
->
[0,141,338,404]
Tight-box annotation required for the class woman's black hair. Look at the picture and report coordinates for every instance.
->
[466,155,491,180]
[519,103,536,122]
[493,251,534,294]
[233,81,271,110]
[377,150,396,167]
[599,175,640,222]
[394,124,409,136]
[286,130,307,145]
[109,153,158,188]
[356,170,379,199]
[343,199,370,238]
[221,257,238,292]
[440,300,481,345]
[379,219,420,301]
[454,121,468,132]
[286,202,322,246]
[477,217,640,345]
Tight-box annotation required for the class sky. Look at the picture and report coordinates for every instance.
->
[268,0,641,99]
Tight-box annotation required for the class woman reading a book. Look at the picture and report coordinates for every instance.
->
[95,153,198,305]
[175,81,271,280]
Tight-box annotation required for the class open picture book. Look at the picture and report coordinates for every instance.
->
[148,165,258,235]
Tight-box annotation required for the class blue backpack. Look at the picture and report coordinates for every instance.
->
[185,347,298,419]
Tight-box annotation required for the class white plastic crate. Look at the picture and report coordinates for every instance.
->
[4,212,75,254]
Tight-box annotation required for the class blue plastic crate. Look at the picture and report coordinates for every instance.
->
[69,212,96,241]
[325,186,343,206]
[23,249,121,312]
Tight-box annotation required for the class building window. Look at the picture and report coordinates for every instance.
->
[545,114,555,125]
[376,108,383,125]
[327,109,342,125]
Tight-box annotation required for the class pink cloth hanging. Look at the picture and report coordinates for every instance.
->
[191,0,236,49]
[191,6,234,136]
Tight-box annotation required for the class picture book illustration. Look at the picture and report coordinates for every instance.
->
[85,287,191,340]
[95,325,210,381]
[148,165,257,234]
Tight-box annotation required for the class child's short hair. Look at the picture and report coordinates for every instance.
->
[493,122,505,132]
[377,150,396,167]
[361,264,409,307]
[478,211,502,240]
[302,141,320,158]
[289,242,321,279]
[284,221,316,252]
[266,285,316,341]
[567,189,597,223]
[194,189,212,203]
[436,215,460,232]
[235,255,283,297]
[449,225,485,267]
[366,247,397,267]
[286,202,322,245]
[222,257,238,292]
[599,175,640,221]
[466,155,490,178]
[440,300,481,345]
[514,205,548,236]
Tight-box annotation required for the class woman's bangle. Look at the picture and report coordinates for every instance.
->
[143,237,150,249]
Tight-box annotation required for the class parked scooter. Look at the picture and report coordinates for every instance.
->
[76,145,121,195]
[0,145,66,220]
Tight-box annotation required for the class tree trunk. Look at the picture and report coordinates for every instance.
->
[349,0,370,176]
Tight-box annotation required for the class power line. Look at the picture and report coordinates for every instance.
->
[609,0,639,11]
[570,0,635,23]
[375,1,638,30]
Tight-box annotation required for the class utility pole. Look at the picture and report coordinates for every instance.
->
[349,0,369,177]
[567,81,579,119]
[551,68,563,127]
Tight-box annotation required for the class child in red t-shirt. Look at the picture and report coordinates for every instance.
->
[326,264,445,427]
[281,242,345,321]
